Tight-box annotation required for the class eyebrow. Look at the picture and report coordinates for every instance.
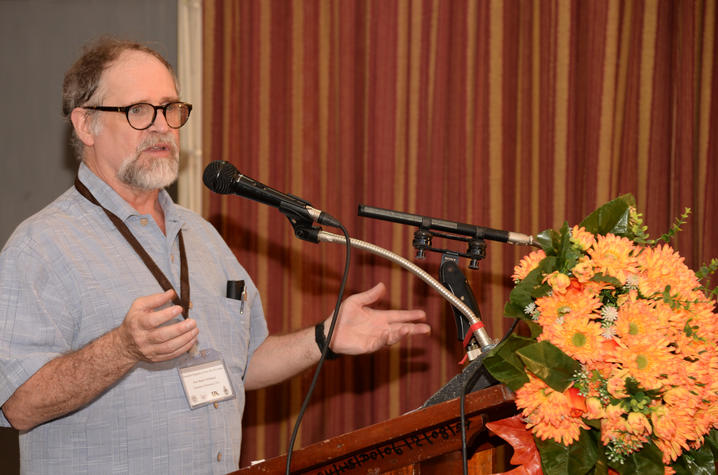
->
[129,96,181,105]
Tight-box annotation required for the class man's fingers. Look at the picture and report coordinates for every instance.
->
[151,326,200,361]
[146,317,197,345]
[144,304,184,329]
[121,290,196,362]
[385,323,431,346]
[406,322,431,335]
[135,289,177,311]
[378,309,427,324]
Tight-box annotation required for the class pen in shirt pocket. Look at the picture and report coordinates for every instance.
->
[227,280,247,314]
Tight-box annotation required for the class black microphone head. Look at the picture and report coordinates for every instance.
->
[203,160,238,194]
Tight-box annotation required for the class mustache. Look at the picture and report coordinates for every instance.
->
[137,133,179,156]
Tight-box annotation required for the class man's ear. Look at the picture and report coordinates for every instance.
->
[70,108,96,147]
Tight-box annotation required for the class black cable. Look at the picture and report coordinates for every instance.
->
[285,222,351,475]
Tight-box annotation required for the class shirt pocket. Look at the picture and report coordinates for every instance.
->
[204,296,251,381]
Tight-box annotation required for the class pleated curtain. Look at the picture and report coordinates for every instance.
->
[201,0,718,466]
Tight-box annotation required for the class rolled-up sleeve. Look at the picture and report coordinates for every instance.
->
[0,236,76,425]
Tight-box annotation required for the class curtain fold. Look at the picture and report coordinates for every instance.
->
[201,0,718,466]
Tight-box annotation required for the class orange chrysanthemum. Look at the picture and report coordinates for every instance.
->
[571,256,595,283]
[535,288,602,328]
[587,233,639,284]
[612,337,674,390]
[540,314,605,363]
[636,244,700,298]
[651,404,696,463]
[512,249,546,282]
[571,225,596,251]
[544,271,571,294]
[515,374,589,445]
[614,299,668,343]
[605,368,630,398]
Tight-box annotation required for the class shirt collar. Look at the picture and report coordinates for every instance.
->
[77,162,182,229]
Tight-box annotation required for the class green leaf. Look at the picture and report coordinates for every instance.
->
[536,228,561,255]
[580,194,635,237]
[535,429,600,475]
[608,442,665,475]
[705,428,718,459]
[591,273,623,288]
[588,463,610,475]
[525,320,543,338]
[504,257,555,319]
[516,341,580,392]
[591,430,612,475]
[556,222,583,273]
[483,335,534,390]
[671,443,716,475]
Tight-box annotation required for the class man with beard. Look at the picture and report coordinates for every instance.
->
[0,38,430,474]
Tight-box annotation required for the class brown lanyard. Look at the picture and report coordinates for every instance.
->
[74,177,190,318]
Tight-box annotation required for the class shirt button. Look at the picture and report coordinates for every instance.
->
[217,451,222,462]
[140,218,148,226]
[214,402,219,409]
[171,254,175,263]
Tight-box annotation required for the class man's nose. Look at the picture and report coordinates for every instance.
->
[149,109,171,132]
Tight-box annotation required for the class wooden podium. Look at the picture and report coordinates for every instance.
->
[232,384,516,475]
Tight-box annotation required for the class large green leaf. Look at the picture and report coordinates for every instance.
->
[591,431,612,475]
[705,428,718,459]
[671,443,717,475]
[516,341,580,392]
[556,222,583,273]
[535,429,600,475]
[608,442,665,475]
[672,433,718,475]
[579,194,636,237]
[483,334,534,390]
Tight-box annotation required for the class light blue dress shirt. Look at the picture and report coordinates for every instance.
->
[0,162,268,474]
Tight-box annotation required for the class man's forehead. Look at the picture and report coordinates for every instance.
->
[100,50,178,102]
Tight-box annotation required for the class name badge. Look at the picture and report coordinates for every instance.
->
[178,348,236,409]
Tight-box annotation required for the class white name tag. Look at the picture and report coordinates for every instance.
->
[178,349,236,409]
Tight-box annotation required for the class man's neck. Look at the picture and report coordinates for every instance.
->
[83,159,166,234]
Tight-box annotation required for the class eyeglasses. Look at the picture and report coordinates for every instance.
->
[83,102,192,130]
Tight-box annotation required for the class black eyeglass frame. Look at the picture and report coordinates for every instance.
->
[83,102,193,130]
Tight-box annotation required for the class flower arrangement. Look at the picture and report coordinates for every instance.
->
[484,194,718,474]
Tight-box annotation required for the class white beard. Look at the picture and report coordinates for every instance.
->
[117,133,180,191]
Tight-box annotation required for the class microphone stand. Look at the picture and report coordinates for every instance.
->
[317,230,499,475]
[316,230,495,352]
[290,220,499,475]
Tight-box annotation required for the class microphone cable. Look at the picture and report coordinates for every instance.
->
[285,221,351,475]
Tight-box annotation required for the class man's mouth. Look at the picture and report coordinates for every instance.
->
[141,143,177,157]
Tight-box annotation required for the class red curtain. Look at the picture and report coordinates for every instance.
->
[201,0,718,466]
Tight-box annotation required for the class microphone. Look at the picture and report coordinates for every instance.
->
[203,160,341,227]
[358,204,536,246]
